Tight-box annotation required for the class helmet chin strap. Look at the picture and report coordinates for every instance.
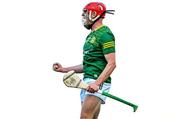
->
[89,10,100,21]
[82,15,94,30]
[83,12,103,30]
[83,19,98,30]
[86,11,105,30]
[83,10,115,30]
[84,23,92,30]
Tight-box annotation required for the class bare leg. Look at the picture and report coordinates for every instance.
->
[93,102,101,119]
[80,95,101,119]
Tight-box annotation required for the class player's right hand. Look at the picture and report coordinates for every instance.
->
[52,63,63,72]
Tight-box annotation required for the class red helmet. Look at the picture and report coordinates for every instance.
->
[82,2,114,29]
[83,2,106,21]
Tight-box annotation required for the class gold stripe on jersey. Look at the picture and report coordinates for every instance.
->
[103,41,115,49]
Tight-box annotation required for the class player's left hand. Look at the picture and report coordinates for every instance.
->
[87,83,99,93]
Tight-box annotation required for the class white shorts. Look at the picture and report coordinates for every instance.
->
[80,78,111,104]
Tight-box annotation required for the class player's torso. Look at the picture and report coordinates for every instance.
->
[83,32,105,62]
[83,26,110,82]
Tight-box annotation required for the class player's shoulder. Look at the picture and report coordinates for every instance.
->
[100,26,115,39]
[98,25,111,32]
[95,25,113,37]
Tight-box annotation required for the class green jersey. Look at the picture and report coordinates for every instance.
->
[83,25,115,83]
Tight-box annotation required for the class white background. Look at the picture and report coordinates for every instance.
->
[0,0,180,119]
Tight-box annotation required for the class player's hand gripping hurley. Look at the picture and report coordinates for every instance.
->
[63,71,138,112]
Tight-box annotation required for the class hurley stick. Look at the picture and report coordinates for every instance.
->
[63,70,138,112]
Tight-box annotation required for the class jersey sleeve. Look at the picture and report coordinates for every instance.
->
[100,32,115,55]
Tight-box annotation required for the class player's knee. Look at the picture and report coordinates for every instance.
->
[80,114,87,119]
[80,112,92,119]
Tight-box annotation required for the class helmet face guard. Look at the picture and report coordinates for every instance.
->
[82,2,115,30]
[82,9,94,29]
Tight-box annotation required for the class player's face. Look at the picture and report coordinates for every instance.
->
[82,9,93,30]
[82,9,88,23]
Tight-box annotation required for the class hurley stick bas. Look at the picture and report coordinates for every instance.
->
[63,70,138,112]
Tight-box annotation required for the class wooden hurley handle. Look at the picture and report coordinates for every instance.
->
[63,71,138,112]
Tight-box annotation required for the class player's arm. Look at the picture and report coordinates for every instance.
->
[87,53,116,93]
[95,53,116,86]
[53,63,83,73]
